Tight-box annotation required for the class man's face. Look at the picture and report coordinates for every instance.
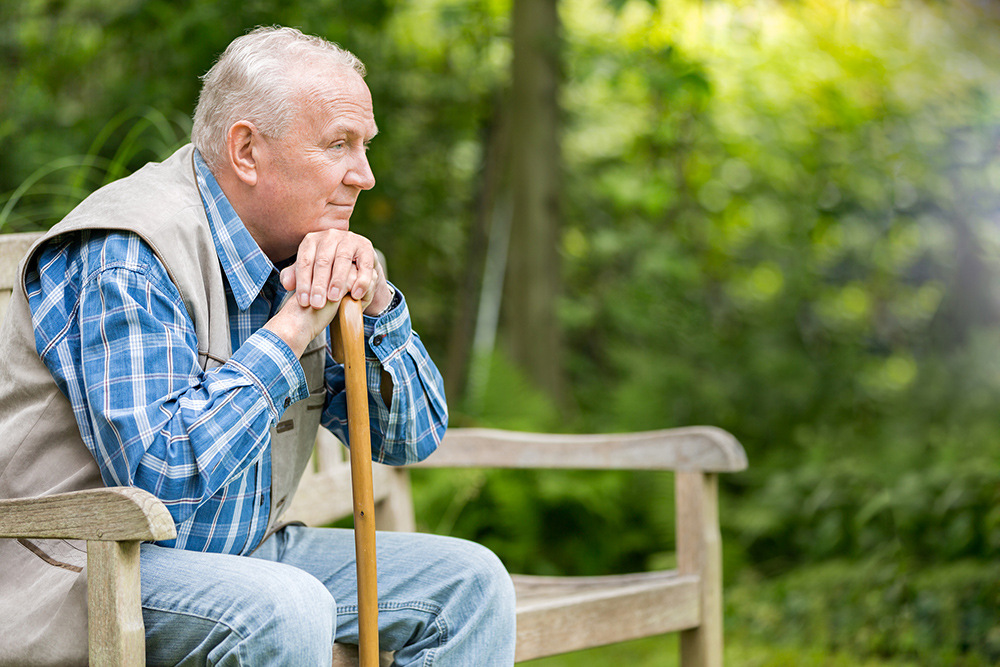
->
[251,68,378,262]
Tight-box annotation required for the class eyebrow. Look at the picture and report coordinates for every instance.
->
[330,123,379,142]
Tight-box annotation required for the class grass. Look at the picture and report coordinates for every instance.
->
[522,634,922,666]
[0,107,188,233]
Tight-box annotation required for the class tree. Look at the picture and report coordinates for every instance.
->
[502,0,565,404]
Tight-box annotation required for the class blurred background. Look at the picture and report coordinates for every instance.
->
[3,0,1000,664]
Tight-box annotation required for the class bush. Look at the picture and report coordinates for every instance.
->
[729,558,1000,665]
[731,462,1000,573]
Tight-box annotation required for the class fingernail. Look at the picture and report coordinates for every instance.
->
[311,293,325,308]
[298,292,310,307]
[329,287,341,301]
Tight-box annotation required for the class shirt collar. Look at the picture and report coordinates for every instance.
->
[193,148,278,311]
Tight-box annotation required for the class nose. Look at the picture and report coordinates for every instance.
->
[345,149,376,191]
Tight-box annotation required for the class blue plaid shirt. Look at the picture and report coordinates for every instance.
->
[24,150,447,555]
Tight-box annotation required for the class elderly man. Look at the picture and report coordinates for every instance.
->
[0,27,516,666]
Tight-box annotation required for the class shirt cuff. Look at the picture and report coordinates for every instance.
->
[362,282,410,361]
[226,328,310,418]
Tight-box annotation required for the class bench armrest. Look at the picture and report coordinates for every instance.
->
[0,486,176,542]
[411,426,747,473]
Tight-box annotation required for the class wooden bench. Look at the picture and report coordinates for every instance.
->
[0,230,748,665]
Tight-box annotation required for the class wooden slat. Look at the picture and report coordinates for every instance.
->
[331,645,394,667]
[330,572,701,664]
[88,540,145,666]
[512,571,701,662]
[0,486,176,542]
[677,472,724,667]
[372,467,416,533]
[315,428,349,471]
[412,426,747,472]
[283,464,400,528]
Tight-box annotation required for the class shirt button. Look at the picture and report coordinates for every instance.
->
[283,397,291,408]
[372,334,384,347]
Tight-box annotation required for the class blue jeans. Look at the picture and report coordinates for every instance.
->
[139,527,516,665]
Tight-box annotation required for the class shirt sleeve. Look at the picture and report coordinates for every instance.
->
[320,283,448,465]
[49,242,307,526]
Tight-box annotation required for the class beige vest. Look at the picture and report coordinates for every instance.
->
[0,145,325,666]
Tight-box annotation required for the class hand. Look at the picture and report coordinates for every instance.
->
[279,230,393,316]
[264,293,341,359]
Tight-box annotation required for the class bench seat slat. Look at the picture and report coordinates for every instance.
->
[328,571,700,666]
[513,570,701,661]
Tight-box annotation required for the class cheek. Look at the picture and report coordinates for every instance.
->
[320,163,348,187]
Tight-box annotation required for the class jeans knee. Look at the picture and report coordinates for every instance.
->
[474,545,516,613]
[237,567,336,662]
[425,537,517,661]
[442,538,516,619]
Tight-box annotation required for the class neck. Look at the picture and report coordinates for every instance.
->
[214,167,283,262]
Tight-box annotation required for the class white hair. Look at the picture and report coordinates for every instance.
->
[191,26,366,172]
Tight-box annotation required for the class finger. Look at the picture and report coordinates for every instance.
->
[325,245,356,303]
[327,234,372,303]
[280,266,295,291]
[351,243,378,301]
[360,261,379,310]
[310,234,342,310]
[348,261,371,303]
[344,264,360,301]
[293,235,318,308]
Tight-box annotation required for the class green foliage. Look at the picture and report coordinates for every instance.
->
[730,558,1000,665]
[0,107,190,232]
[458,349,562,431]
[526,632,925,667]
[556,0,1000,580]
[731,461,1000,573]
[413,464,677,576]
[560,0,1000,447]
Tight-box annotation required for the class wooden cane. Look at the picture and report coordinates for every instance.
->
[331,296,379,667]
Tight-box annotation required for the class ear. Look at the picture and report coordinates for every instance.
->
[226,121,259,187]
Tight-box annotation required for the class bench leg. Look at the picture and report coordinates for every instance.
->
[676,472,723,667]
[87,540,145,666]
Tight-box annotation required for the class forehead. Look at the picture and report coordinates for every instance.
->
[292,68,378,140]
